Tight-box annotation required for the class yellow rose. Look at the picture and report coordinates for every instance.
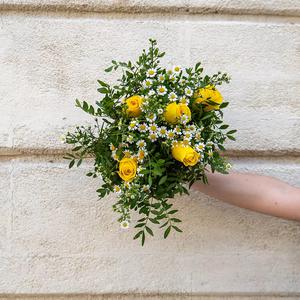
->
[194,85,223,111]
[164,103,191,124]
[126,95,143,117]
[118,157,137,181]
[172,142,200,167]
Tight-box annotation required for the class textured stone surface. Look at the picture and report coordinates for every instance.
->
[1,0,300,16]
[1,296,300,300]
[0,157,299,294]
[0,14,299,154]
[0,0,300,297]
[0,161,11,255]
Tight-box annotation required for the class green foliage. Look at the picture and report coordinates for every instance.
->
[63,39,236,245]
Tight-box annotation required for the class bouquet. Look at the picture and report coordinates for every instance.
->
[63,39,236,245]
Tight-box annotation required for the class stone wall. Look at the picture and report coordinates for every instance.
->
[0,1,299,299]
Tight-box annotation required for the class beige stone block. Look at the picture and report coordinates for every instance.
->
[1,0,300,16]
[0,15,299,154]
[0,161,11,254]
[0,157,298,293]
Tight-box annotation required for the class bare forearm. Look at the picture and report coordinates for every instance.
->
[192,172,300,221]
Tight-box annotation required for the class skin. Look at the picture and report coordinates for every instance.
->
[192,172,300,221]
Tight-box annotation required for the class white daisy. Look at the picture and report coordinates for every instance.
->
[137,140,146,149]
[158,126,167,137]
[148,123,158,133]
[180,114,190,125]
[126,135,134,143]
[128,120,137,131]
[194,132,202,140]
[120,220,130,229]
[185,87,193,97]
[147,68,156,78]
[173,65,181,74]
[157,108,164,115]
[111,151,119,161]
[149,132,158,142]
[158,74,165,82]
[167,130,176,140]
[179,78,186,85]
[157,85,167,96]
[166,68,173,76]
[179,96,189,105]
[147,114,157,122]
[184,132,193,140]
[174,126,182,135]
[143,79,153,89]
[195,142,205,152]
[137,149,146,162]
[137,166,145,174]
[113,185,121,194]
[148,89,156,96]
[142,185,150,192]
[138,123,148,133]
[123,150,131,157]
[187,125,197,133]
[168,92,177,102]
[169,75,176,83]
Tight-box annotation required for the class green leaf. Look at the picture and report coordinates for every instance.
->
[227,135,236,141]
[75,99,81,107]
[219,102,229,109]
[83,101,89,111]
[149,218,159,224]
[97,80,109,87]
[137,218,146,222]
[164,226,171,239]
[172,225,183,233]
[220,124,229,130]
[170,218,182,223]
[104,66,113,72]
[141,231,145,246]
[77,159,82,167]
[145,226,153,236]
[158,175,167,185]
[69,160,75,169]
[133,231,143,240]
[98,87,108,94]
[218,144,226,151]
[227,129,237,135]
[168,210,178,215]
